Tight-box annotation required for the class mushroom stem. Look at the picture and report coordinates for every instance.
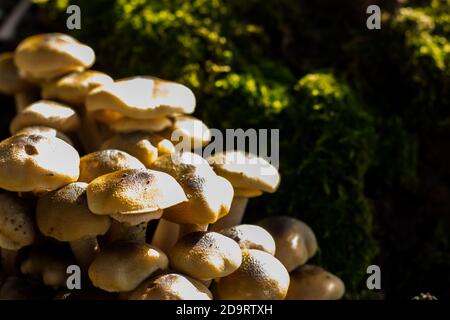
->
[1,249,19,275]
[69,237,100,270]
[209,197,249,231]
[78,108,106,153]
[107,220,147,243]
[178,223,208,239]
[14,91,34,114]
[150,219,180,254]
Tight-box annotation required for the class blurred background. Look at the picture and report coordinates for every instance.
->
[0,0,449,299]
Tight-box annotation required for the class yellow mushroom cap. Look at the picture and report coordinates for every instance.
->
[36,182,111,242]
[163,115,211,150]
[257,216,317,272]
[0,134,80,192]
[0,52,30,94]
[219,224,276,255]
[86,76,195,119]
[14,33,95,81]
[42,70,114,106]
[10,100,80,134]
[88,241,169,292]
[0,193,34,250]
[129,273,213,300]
[207,151,280,193]
[86,168,187,215]
[169,231,242,281]
[109,117,172,133]
[150,152,234,224]
[286,265,345,300]
[79,149,145,183]
[214,249,290,300]
[15,126,73,146]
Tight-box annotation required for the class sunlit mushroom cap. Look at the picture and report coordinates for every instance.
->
[109,117,172,133]
[0,193,34,250]
[36,182,111,242]
[219,224,276,255]
[214,249,289,300]
[86,76,195,119]
[42,70,113,106]
[10,100,80,134]
[257,216,317,272]
[163,115,211,150]
[169,231,242,281]
[207,151,280,193]
[86,168,187,215]
[14,33,95,81]
[129,273,212,300]
[0,134,80,192]
[150,152,234,224]
[79,149,145,183]
[88,241,169,292]
[286,265,345,300]
[0,52,30,94]
[15,126,73,146]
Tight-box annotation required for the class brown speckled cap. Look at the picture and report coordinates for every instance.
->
[286,265,345,300]
[79,149,145,183]
[88,241,168,292]
[214,249,289,300]
[219,224,276,255]
[169,231,242,281]
[15,126,73,146]
[129,273,212,300]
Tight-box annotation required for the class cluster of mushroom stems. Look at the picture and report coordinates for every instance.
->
[0,33,344,300]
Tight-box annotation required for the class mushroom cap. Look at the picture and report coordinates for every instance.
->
[10,100,80,134]
[150,152,234,224]
[110,210,163,226]
[257,216,317,272]
[88,241,169,292]
[214,249,290,300]
[109,117,172,133]
[0,193,34,250]
[0,134,80,192]
[101,132,164,167]
[86,76,195,119]
[163,115,211,150]
[219,224,276,255]
[79,149,145,183]
[207,151,280,193]
[233,188,263,198]
[15,126,73,146]
[0,52,30,94]
[169,231,242,281]
[42,70,114,106]
[286,265,345,300]
[86,168,187,215]
[14,33,95,81]
[36,182,111,241]
[129,273,212,300]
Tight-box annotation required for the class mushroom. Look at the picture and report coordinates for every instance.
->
[0,52,36,112]
[36,182,111,269]
[150,152,234,229]
[129,273,212,300]
[78,149,145,183]
[218,224,276,255]
[9,100,81,135]
[14,33,95,81]
[0,134,80,193]
[0,276,49,300]
[101,132,175,167]
[257,216,317,272]
[20,247,75,289]
[15,126,73,146]
[162,115,211,151]
[86,76,195,119]
[88,240,168,292]
[0,193,34,274]
[169,231,242,281]
[86,168,187,242]
[286,265,345,300]
[109,116,172,133]
[213,249,290,300]
[207,151,280,230]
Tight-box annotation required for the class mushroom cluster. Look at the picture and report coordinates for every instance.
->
[0,33,344,300]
